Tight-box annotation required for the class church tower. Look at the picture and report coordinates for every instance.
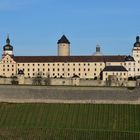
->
[57,35,70,56]
[132,36,140,76]
[3,36,13,56]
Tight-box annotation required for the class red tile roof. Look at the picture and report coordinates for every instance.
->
[13,55,126,63]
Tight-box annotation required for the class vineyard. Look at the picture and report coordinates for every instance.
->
[0,103,140,139]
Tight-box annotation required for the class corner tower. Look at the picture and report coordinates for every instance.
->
[3,36,13,56]
[57,35,70,56]
[132,36,140,75]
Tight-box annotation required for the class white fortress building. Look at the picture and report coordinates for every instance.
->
[0,35,140,86]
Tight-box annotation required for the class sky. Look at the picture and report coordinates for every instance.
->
[0,0,140,56]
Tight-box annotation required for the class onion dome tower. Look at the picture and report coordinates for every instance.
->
[3,35,13,56]
[132,36,140,58]
[133,36,140,48]
[57,35,70,56]
[132,36,140,76]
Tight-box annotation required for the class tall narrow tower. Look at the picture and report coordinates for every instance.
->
[57,35,70,56]
[132,36,140,75]
[3,36,13,56]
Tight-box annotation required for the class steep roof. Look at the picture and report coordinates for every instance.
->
[103,66,127,72]
[13,55,126,63]
[57,35,70,44]
[125,55,135,61]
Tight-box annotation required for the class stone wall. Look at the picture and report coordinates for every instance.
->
[0,86,139,104]
[0,77,137,87]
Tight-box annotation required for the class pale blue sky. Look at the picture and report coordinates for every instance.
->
[0,0,140,56]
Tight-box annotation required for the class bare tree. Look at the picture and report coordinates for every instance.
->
[32,72,43,85]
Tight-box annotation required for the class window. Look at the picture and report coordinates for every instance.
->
[23,64,24,66]
[12,65,14,67]
[7,69,9,71]
[33,68,35,71]
[57,64,59,66]
[33,64,34,66]
[48,64,50,66]
[95,63,97,66]
[48,68,50,71]
[28,64,30,66]
[7,65,9,67]
[84,64,86,66]
[73,68,75,71]
[85,73,87,76]
[43,64,45,66]
[38,68,40,71]
[12,69,14,71]
[53,68,55,71]
[3,65,5,67]
[43,68,45,71]
[3,69,5,71]
[84,68,86,71]
[79,68,81,71]
[28,68,30,71]
[58,68,60,71]
[95,68,97,71]
[62,68,64,71]
[73,64,75,66]
[68,68,70,71]
[38,64,40,66]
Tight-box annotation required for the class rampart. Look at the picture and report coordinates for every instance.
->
[0,85,139,104]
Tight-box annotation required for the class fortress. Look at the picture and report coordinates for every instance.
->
[0,35,140,86]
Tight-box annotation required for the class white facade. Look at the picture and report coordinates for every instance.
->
[0,35,140,83]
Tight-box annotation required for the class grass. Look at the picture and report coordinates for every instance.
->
[0,103,140,139]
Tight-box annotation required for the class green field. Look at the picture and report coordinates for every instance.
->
[0,103,140,139]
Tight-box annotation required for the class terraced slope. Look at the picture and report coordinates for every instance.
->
[0,103,140,139]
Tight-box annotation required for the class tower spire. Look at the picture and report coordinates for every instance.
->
[136,36,140,42]
[6,34,10,44]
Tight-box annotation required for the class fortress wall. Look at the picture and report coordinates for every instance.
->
[0,85,138,103]
[0,77,137,87]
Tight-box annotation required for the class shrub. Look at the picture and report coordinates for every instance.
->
[127,87,135,90]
